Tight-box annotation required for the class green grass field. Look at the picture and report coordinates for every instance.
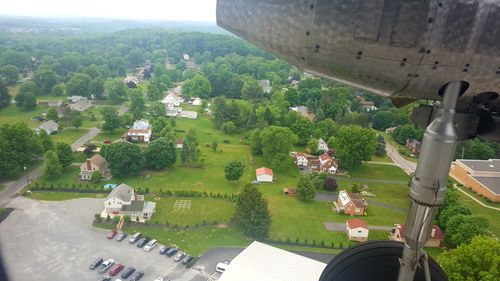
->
[0,104,49,128]
[347,163,410,182]
[93,128,127,143]
[51,128,89,144]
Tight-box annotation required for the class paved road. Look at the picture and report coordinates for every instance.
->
[323,222,392,232]
[71,127,102,151]
[0,197,204,281]
[385,142,417,175]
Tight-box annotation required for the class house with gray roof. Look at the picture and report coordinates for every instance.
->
[102,183,156,222]
[34,120,59,135]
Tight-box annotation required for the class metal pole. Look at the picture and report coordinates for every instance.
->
[397,81,461,281]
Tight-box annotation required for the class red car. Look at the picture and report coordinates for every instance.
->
[109,263,125,276]
[107,229,117,239]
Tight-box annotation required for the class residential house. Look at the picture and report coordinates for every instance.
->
[176,139,184,149]
[289,105,314,121]
[123,119,152,143]
[345,218,369,242]
[317,138,329,152]
[180,110,198,119]
[67,95,87,103]
[79,154,109,181]
[35,120,59,135]
[362,101,378,111]
[318,153,338,174]
[68,100,92,112]
[256,167,274,182]
[450,159,500,202]
[406,138,422,155]
[183,53,190,60]
[385,127,397,134]
[165,103,182,117]
[124,76,139,88]
[389,224,444,247]
[192,97,202,106]
[295,153,310,168]
[260,79,271,94]
[47,100,64,107]
[334,190,368,216]
[102,183,156,222]
[161,92,183,107]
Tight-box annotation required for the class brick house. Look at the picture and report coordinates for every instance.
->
[79,154,109,181]
[406,138,422,155]
[123,119,152,143]
[345,218,369,242]
[389,224,444,247]
[450,159,500,202]
[334,190,368,216]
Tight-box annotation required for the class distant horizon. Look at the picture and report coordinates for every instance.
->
[0,15,217,24]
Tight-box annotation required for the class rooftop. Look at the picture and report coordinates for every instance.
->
[256,167,273,176]
[106,183,134,202]
[458,159,500,173]
[472,176,500,195]
[347,218,368,229]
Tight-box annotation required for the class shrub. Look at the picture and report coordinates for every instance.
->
[94,213,102,222]
[223,139,230,144]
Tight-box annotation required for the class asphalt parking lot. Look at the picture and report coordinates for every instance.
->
[0,197,204,281]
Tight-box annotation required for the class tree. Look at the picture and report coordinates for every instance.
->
[101,106,121,132]
[297,176,316,200]
[15,91,37,110]
[105,79,127,104]
[56,143,74,167]
[91,171,103,183]
[51,84,65,96]
[307,138,319,155]
[181,138,198,166]
[372,111,396,131]
[43,150,62,180]
[182,74,212,98]
[330,125,377,169]
[290,117,313,145]
[438,236,500,281]
[144,138,176,170]
[149,102,165,117]
[34,69,59,95]
[66,73,92,97]
[0,79,11,109]
[233,184,271,239]
[392,124,420,145]
[0,65,19,85]
[436,204,471,231]
[221,121,237,135]
[259,126,298,163]
[241,78,265,102]
[375,135,386,156]
[69,110,83,130]
[18,81,41,96]
[454,139,496,160]
[38,130,54,152]
[224,160,245,181]
[104,141,145,177]
[46,107,59,121]
[211,140,218,152]
[129,90,146,119]
[89,78,104,99]
[323,176,338,191]
[445,214,489,247]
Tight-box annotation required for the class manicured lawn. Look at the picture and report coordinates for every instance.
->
[0,104,49,128]
[457,190,500,237]
[347,163,410,182]
[51,128,89,145]
[370,154,393,163]
[34,165,81,186]
[146,196,235,227]
[7,84,20,97]
[93,128,127,143]
[29,191,106,201]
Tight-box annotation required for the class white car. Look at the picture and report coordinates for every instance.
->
[144,239,158,251]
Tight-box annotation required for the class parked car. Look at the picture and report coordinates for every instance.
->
[116,232,127,242]
[98,259,115,274]
[128,232,142,244]
[109,263,125,276]
[89,257,103,270]
[144,239,158,251]
[130,271,144,281]
[120,267,136,279]
[136,237,150,248]
[159,245,169,254]
[97,276,111,281]
[165,247,178,257]
[107,229,117,239]
[181,255,193,265]
[173,252,186,262]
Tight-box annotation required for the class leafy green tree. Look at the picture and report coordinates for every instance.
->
[438,236,500,281]
[233,184,271,239]
[69,110,83,130]
[375,135,386,156]
[307,138,319,154]
[445,214,489,247]
[182,74,212,98]
[129,90,146,119]
[372,111,396,131]
[105,79,127,104]
[0,79,11,108]
[56,143,74,167]
[19,81,40,96]
[181,138,198,166]
[211,140,218,152]
[436,204,471,231]
[43,150,62,180]
[323,176,338,191]
[51,84,65,96]
[33,69,59,95]
[290,117,313,145]
[144,138,176,170]
[0,65,19,85]
[0,50,31,69]
[260,126,298,163]
[91,171,103,183]
[454,139,496,160]
[330,125,377,169]
[392,124,420,145]
[15,91,37,110]
[314,118,339,140]
[224,160,245,181]
[221,121,237,135]
[149,102,166,117]
[89,78,104,99]
[298,78,321,90]
[101,106,121,132]
[66,73,92,97]
[38,130,54,152]
[104,141,145,177]
[297,176,316,201]
[0,123,43,179]
[241,78,264,102]
[46,107,59,121]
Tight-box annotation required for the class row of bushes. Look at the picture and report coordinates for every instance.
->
[94,215,226,232]
[152,189,238,202]
[267,237,352,250]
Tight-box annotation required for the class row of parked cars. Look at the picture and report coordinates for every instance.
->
[125,231,194,264]
[89,257,145,281]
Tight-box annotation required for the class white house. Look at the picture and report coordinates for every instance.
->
[67,95,87,103]
[295,153,309,168]
[180,110,198,119]
[260,79,271,94]
[35,120,59,135]
[161,92,183,107]
[317,138,329,152]
[123,119,152,143]
[256,167,274,182]
[102,183,156,222]
[192,97,202,106]
[319,153,338,174]
[345,218,369,242]
[183,53,190,61]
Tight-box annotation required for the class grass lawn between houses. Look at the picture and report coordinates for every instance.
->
[51,128,89,145]
[28,114,454,255]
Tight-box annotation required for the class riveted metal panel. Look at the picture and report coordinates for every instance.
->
[390,0,430,47]
[354,0,385,42]
[441,0,478,51]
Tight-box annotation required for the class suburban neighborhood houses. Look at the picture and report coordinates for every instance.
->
[79,154,110,181]
[35,120,59,134]
[334,190,368,216]
[123,119,152,143]
[101,183,156,222]
[389,224,444,248]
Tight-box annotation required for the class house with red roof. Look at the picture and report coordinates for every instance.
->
[256,167,274,182]
[389,224,444,247]
[334,190,368,216]
[345,218,369,242]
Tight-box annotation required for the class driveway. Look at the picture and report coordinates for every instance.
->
[0,197,204,281]
[71,127,102,151]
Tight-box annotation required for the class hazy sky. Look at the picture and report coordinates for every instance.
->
[0,0,217,22]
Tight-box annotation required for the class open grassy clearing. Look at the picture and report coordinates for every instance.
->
[0,104,49,128]
[93,128,127,143]
[454,184,500,208]
[370,154,393,163]
[346,163,410,182]
[7,84,20,97]
[457,190,500,237]
[51,128,89,145]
